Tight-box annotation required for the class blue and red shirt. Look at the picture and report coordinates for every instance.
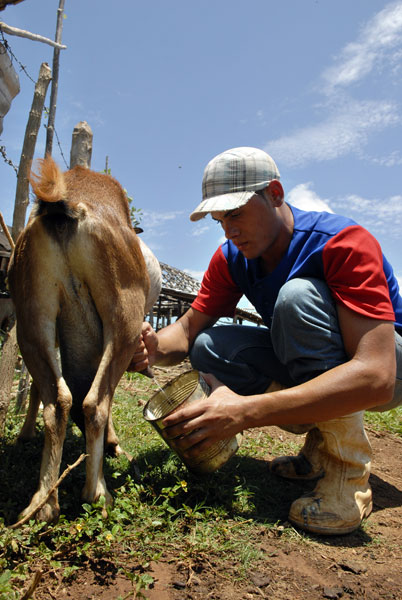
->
[192,205,402,334]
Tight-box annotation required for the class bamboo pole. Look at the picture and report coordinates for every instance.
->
[45,0,65,157]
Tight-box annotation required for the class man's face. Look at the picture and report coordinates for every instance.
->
[211,193,282,260]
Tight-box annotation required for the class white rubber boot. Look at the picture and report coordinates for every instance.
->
[270,427,325,480]
[266,381,323,480]
[288,411,373,535]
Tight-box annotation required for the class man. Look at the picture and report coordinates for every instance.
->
[132,146,402,535]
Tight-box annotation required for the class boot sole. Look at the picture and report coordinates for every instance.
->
[288,500,373,536]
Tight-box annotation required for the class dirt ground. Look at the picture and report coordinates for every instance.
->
[29,365,401,600]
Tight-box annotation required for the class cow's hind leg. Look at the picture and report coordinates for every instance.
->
[18,381,40,441]
[105,411,133,461]
[82,391,113,514]
[81,333,139,511]
[18,376,72,524]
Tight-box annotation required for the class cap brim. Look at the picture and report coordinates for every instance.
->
[189,191,255,222]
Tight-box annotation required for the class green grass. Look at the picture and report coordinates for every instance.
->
[364,405,402,435]
[0,371,400,598]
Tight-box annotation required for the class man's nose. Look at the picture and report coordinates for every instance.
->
[222,222,240,239]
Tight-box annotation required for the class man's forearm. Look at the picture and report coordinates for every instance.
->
[153,308,217,368]
[154,321,191,366]
[244,358,395,429]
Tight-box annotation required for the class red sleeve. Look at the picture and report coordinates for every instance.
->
[191,246,243,317]
[322,226,395,321]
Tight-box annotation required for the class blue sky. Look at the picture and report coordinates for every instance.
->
[1,0,401,298]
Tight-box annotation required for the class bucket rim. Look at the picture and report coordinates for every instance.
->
[142,369,201,422]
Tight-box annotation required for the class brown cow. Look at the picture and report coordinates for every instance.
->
[7,156,161,524]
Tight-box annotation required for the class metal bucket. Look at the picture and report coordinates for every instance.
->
[143,370,242,474]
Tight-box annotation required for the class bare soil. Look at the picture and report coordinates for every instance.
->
[27,365,402,599]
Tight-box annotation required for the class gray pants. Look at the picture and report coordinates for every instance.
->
[190,278,402,412]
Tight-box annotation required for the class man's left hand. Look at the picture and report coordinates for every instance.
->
[162,372,246,457]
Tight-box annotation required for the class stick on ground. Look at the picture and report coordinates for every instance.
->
[10,453,88,529]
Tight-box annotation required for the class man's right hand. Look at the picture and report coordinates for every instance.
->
[127,307,217,372]
[127,321,158,372]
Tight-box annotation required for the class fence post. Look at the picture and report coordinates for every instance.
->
[70,121,93,168]
[12,62,52,240]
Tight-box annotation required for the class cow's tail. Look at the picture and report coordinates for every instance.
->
[30,156,67,204]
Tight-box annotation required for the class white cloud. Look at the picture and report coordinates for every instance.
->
[322,1,402,93]
[287,183,333,213]
[265,2,402,168]
[266,99,400,167]
[366,150,402,166]
[330,193,402,237]
[183,269,204,282]
[190,221,226,244]
[191,222,211,237]
[142,210,183,227]
[140,209,184,237]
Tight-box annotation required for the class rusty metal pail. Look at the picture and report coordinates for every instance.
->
[143,370,242,474]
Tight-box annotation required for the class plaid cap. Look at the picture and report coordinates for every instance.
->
[190,147,280,221]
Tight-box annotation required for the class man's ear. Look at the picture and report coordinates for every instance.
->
[267,180,284,205]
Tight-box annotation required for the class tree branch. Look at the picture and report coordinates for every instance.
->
[10,453,88,529]
[0,22,67,49]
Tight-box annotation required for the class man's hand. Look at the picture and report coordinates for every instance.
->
[127,322,158,372]
[162,372,246,458]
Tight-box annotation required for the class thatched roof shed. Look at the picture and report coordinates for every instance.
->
[0,0,26,10]
[152,261,264,329]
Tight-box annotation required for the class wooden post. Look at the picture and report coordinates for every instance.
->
[156,297,162,332]
[1,63,51,433]
[70,121,93,168]
[44,0,65,157]
[0,319,17,434]
[14,361,30,414]
[12,62,52,240]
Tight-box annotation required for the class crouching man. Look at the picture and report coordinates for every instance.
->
[131,147,402,535]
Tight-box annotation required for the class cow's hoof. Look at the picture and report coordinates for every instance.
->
[105,442,133,462]
[18,499,60,525]
[82,485,113,518]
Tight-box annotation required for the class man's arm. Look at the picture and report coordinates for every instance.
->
[162,305,396,456]
[128,307,217,371]
[245,305,396,425]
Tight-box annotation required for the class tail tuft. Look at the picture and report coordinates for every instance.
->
[30,156,67,203]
